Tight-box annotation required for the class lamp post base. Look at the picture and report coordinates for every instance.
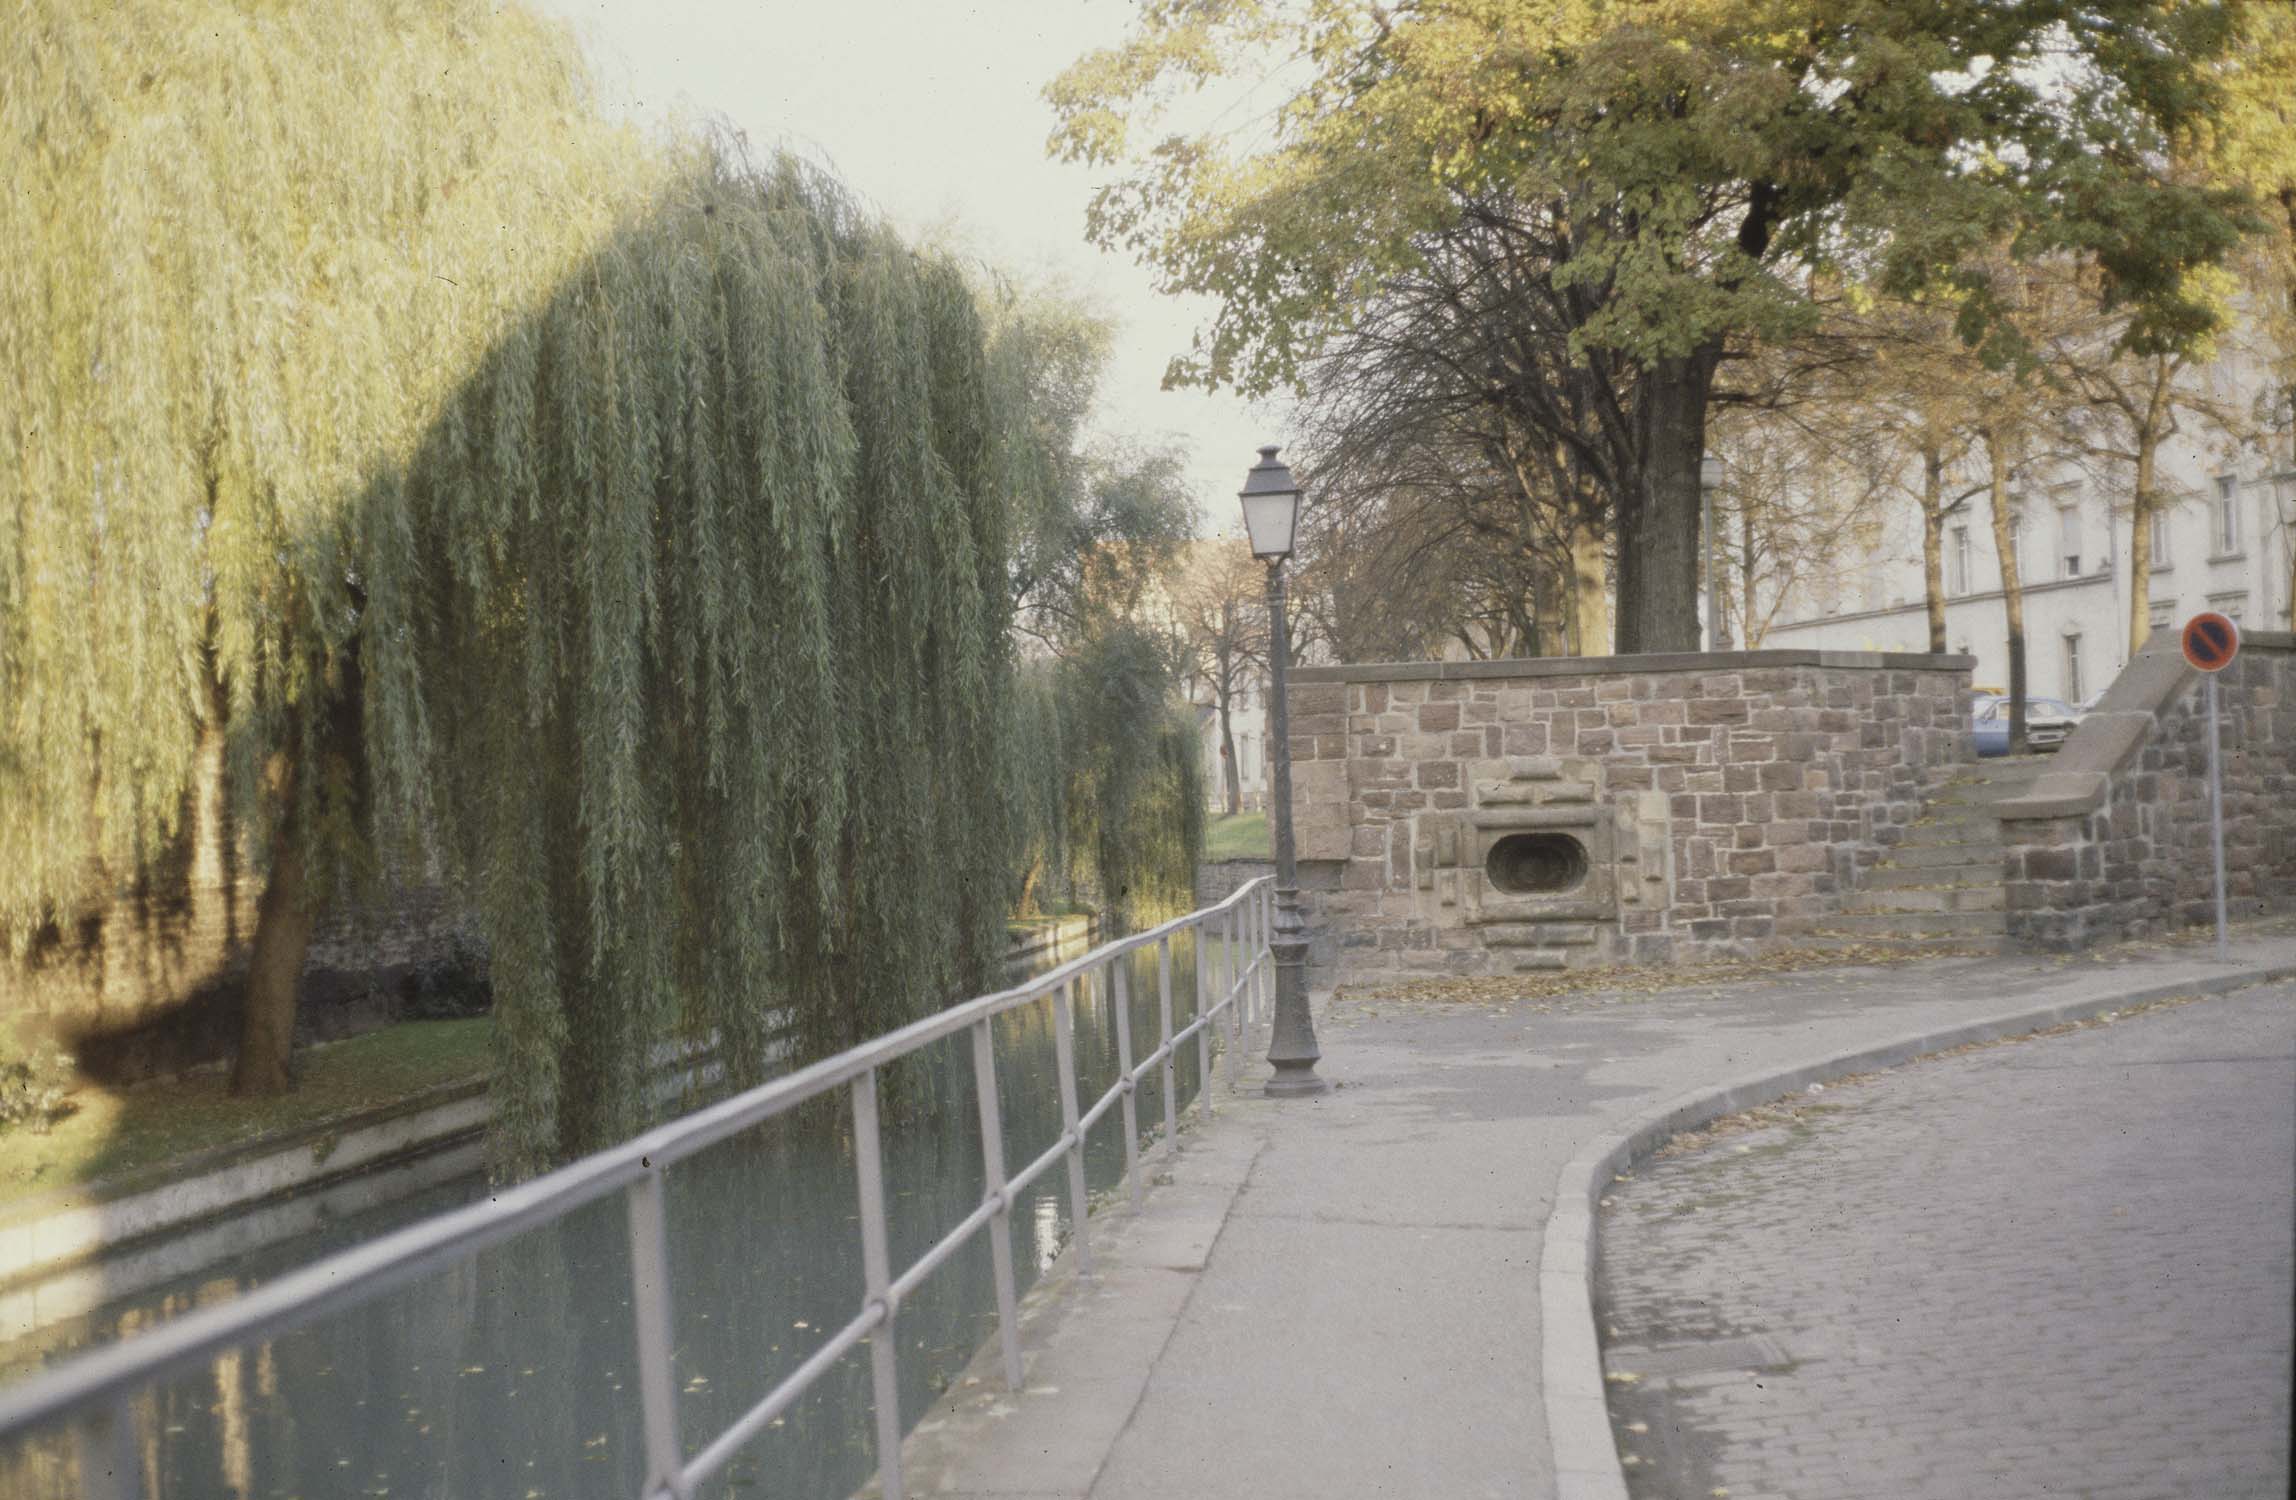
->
[1263,1064,1331,1098]
[1262,932,1326,1096]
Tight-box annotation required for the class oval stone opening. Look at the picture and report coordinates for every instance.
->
[1485,832,1589,895]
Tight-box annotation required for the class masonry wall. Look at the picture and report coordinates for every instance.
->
[1286,651,1974,983]
[2000,633,2296,950]
[2,732,478,1080]
[1195,858,1274,909]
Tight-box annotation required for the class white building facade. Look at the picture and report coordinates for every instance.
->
[1194,678,1271,813]
[1753,360,2294,703]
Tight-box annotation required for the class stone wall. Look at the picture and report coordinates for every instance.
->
[1285,650,1974,982]
[3,733,478,1081]
[1998,632,2296,950]
[1195,858,1274,909]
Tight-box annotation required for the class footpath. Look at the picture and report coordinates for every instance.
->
[882,929,2296,1500]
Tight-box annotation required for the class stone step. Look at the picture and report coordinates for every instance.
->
[1903,800,2004,827]
[1844,883,2006,914]
[1891,824,2006,854]
[1924,782,2042,808]
[1860,860,2000,889]
[1817,909,2009,939]
[1875,837,2005,868]
[1930,760,2050,791]
[1787,932,2007,958]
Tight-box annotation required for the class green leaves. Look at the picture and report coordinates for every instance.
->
[1048,0,2265,395]
[3,1,1198,1176]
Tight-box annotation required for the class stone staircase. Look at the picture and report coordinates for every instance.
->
[1813,755,2051,954]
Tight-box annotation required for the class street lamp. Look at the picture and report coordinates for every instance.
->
[1237,446,1328,1097]
[1700,454,1729,651]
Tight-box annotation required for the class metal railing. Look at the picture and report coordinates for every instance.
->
[0,877,1273,1500]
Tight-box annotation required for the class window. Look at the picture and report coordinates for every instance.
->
[2062,634,2083,704]
[1949,527,1971,595]
[2214,475,2242,554]
[2208,591,2248,623]
[2057,499,2083,578]
[2007,506,2028,579]
[2149,511,2172,570]
[2148,598,2176,630]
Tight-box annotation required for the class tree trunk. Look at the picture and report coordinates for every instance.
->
[1983,430,2029,754]
[232,789,313,1095]
[1619,346,1720,655]
[2127,437,2158,655]
[1739,502,1759,648]
[1567,516,1610,656]
[1531,556,1568,656]
[1218,695,1242,816]
[1920,445,1949,654]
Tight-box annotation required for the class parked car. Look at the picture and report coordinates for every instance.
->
[1971,695,2083,756]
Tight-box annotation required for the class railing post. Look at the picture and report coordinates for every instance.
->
[72,1397,139,1500]
[1242,894,1257,1028]
[1050,978,1093,1276]
[1112,959,1141,1212]
[1224,906,1243,1087]
[1156,936,1177,1151]
[1240,896,1256,1027]
[626,1169,689,1500]
[852,1070,905,1500]
[1258,882,1273,1022]
[970,1021,1025,1390]
[1192,924,1214,1117]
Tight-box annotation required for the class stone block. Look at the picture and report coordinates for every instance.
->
[1503,723,1551,756]
[1291,759,1351,862]
[1688,697,1750,725]
[1774,844,1830,874]
[2019,847,2079,882]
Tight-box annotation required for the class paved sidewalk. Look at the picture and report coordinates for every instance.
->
[883,932,2296,1500]
[1597,984,2295,1500]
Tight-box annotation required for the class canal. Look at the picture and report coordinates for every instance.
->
[0,928,1235,1498]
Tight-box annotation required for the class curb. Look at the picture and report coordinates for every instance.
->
[1536,958,2296,1500]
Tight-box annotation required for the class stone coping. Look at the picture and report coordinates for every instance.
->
[1998,631,2294,822]
[1288,648,1976,684]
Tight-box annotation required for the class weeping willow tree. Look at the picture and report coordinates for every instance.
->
[1010,639,1205,934]
[986,280,1207,933]
[1,0,1051,1173]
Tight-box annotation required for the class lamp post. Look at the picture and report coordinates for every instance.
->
[1700,454,1729,651]
[1238,446,1328,1097]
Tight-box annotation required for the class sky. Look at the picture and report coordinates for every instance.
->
[528,0,1281,531]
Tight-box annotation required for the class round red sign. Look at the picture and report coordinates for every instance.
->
[2180,612,2241,673]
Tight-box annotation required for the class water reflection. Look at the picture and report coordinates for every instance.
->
[0,930,1239,1499]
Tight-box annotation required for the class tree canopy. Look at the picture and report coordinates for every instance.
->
[3,0,1200,1173]
[1050,0,2263,651]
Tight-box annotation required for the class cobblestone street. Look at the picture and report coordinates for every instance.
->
[1596,982,2295,1500]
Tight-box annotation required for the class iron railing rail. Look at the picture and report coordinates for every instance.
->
[0,877,1276,1500]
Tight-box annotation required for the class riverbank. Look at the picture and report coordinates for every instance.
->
[0,912,1103,1347]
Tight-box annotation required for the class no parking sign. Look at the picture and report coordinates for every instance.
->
[2180,611,2240,673]
[2181,613,2239,959]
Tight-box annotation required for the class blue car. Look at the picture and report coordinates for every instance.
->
[1971,695,2081,756]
